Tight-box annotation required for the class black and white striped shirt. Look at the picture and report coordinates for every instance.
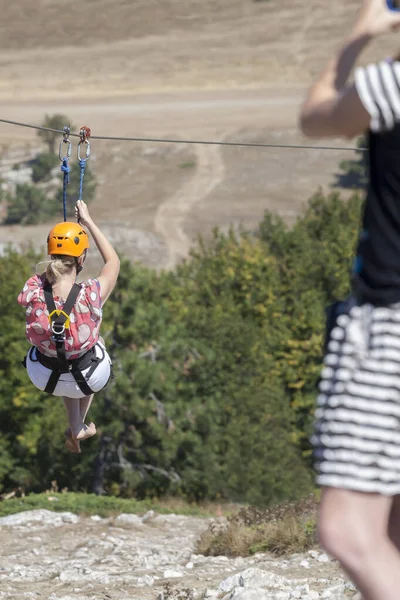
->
[355,60,400,133]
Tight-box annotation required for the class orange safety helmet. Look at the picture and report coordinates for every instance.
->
[47,222,90,257]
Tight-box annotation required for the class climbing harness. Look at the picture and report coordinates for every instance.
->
[77,126,91,202]
[26,283,105,395]
[59,126,72,222]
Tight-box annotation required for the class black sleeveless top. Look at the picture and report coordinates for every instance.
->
[353,127,400,305]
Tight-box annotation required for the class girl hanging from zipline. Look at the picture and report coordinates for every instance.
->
[18,200,120,453]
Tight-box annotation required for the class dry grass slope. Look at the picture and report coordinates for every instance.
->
[0,0,394,97]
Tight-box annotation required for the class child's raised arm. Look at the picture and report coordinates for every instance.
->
[75,200,120,304]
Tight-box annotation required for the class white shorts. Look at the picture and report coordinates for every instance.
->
[26,342,112,398]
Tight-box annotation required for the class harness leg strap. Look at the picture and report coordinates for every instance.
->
[44,370,61,395]
[70,369,95,396]
[70,346,104,396]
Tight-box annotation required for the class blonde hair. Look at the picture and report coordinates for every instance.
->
[46,255,77,284]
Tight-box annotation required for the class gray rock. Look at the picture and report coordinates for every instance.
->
[219,572,243,592]
[300,559,311,568]
[0,510,78,527]
[114,513,143,527]
[321,587,340,598]
[142,510,157,521]
[153,513,188,525]
[219,568,304,593]
[228,590,287,600]
[317,553,330,563]
[191,554,207,564]
[137,574,155,586]
[163,568,184,578]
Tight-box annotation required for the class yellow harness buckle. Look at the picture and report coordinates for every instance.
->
[48,309,71,329]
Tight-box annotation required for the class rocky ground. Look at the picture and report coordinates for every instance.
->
[0,509,357,600]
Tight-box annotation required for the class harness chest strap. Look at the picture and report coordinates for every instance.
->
[42,282,98,395]
[44,282,81,368]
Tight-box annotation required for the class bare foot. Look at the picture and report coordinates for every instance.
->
[64,428,81,454]
[75,422,97,441]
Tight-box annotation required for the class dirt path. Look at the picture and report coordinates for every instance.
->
[155,138,225,269]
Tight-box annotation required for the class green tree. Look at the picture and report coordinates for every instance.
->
[259,189,363,454]
[88,255,312,504]
[0,249,43,490]
[37,114,72,154]
[0,188,363,505]
[31,152,59,183]
[3,184,58,225]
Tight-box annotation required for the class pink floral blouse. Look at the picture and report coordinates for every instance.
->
[18,275,103,359]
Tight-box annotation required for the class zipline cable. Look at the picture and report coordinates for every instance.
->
[0,117,367,153]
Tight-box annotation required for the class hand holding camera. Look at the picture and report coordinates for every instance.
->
[353,0,400,37]
[387,0,400,10]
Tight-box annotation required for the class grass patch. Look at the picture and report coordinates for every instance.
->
[179,160,196,169]
[196,494,318,558]
[0,492,229,519]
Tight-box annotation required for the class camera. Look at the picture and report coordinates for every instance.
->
[387,0,400,10]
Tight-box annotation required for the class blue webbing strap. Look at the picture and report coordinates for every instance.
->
[61,158,70,221]
[77,127,91,202]
[78,159,86,201]
[59,126,72,221]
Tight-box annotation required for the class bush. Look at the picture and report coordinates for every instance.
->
[196,495,319,557]
[3,184,59,225]
[31,152,59,183]
[38,114,73,154]
[2,110,97,224]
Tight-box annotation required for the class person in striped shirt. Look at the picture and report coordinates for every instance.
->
[299,2,400,599]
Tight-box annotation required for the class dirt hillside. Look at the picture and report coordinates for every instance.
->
[0,0,390,270]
